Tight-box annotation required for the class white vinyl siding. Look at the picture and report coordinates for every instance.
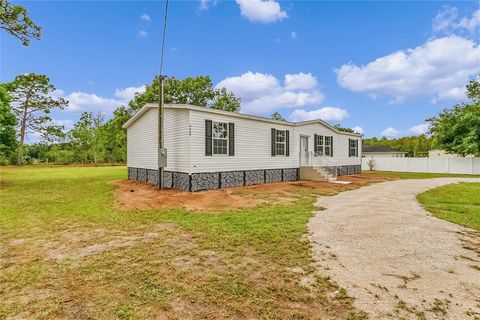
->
[295,123,360,166]
[189,111,293,173]
[126,108,158,170]
[126,108,190,172]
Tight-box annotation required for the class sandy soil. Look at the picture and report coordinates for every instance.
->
[112,180,266,211]
[309,178,480,320]
[111,173,396,212]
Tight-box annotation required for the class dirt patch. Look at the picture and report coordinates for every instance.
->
[112,180,266,212]
[47,236,141,260]
[112,173,396,212]
[44,223,183,261]
[0,223,183,267]
[309,178,480,320]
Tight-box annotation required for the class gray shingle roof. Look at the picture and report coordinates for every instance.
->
[362,144,405,153]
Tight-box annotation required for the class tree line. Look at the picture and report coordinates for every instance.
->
[0,0,478,165]
[363,79,480,157]
[2,76,477,165]
[0,74,242,165]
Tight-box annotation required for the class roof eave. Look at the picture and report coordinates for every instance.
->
[122,104,364,137]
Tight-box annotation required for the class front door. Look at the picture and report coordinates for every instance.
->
[300,136,309,165]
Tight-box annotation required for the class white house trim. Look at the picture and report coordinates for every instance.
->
[123,104,363,138]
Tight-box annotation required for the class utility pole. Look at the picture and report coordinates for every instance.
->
[158,75,166,189]
[157,0,169,189]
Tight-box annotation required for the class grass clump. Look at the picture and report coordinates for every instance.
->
[417,182,480,229]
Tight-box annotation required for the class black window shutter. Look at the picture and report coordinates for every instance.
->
[228,122,235,156]
[205,120,212,156]
[348,138,352,157]
[286,130,290,156]
[314,134,318,154]
[330,136,334,157]
[271,128,276,156]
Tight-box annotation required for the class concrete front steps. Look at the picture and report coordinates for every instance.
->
[299,166,337,182]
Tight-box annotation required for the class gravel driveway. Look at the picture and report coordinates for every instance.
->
[309,178,480,320]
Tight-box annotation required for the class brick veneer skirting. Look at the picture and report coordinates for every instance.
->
[127,165,361,192]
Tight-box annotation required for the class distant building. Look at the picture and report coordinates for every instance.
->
[362,144,407,158]
[428,149,473,158]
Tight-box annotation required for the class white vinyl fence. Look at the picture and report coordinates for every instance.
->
[362,157,480,175]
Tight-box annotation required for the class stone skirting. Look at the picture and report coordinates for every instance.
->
[321,164,361,177]
[128,167,299,192]
[127,165,361,192]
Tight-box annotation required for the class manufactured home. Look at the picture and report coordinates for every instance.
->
[123,104,362,191]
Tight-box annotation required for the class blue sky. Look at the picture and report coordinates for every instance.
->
[2,0,479,141]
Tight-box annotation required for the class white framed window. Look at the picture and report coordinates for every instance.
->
[315,135,324,155]
[213,121,228,155]
[349,139,358,157]
[324,136,332,156]
[315,135,332,156]
[275,129,286,156]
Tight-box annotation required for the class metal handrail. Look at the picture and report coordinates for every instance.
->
[305,151,339,179]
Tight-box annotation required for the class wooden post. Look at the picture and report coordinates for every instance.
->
[158,75,164,189]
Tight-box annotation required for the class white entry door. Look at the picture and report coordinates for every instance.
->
[300,136,309,165]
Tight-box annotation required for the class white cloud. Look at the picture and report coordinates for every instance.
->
[140,13,151,22]
[138,30,148,38]
[335,36,480,103]
[114,85,146,101]
[216,71,324,115]
[432,5,459,34]
[290,107,349,122]
[51,89,65,98]
[381,127,400,137]
[51,119,75,131]
[217,71,279,100]
[290,31,297,40]
[431,86,466,103]
[63,92,120,114]
[352,126,364,134]
[26,119,75,143]
[199,0,217,11]
[236,0,287,23]
[433,6,480,35]
[408,124,430,136]
[458,10,480,34]
[58,86,146,114]
[284,72,317,91]
[25,131,42,143]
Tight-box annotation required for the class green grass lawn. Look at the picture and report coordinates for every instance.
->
[0,166,366,319]
[417,182,480,230]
